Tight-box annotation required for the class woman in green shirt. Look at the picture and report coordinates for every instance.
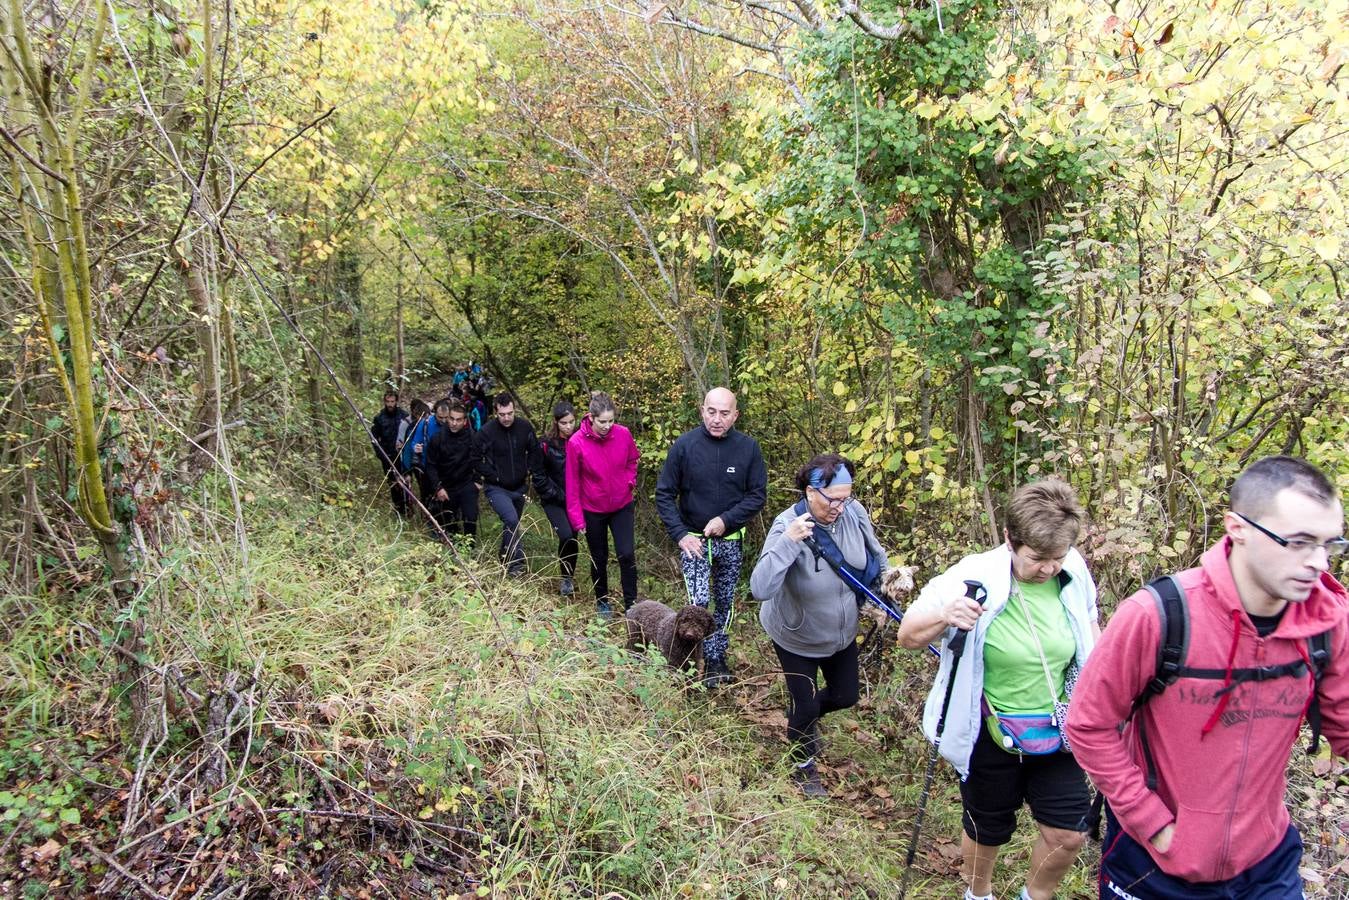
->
[898,480,1101,900]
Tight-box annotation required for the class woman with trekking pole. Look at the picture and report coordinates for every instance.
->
[750,453,899,798]
[896,479,1101,900]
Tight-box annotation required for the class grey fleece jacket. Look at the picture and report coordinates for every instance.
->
[751,502,889,657]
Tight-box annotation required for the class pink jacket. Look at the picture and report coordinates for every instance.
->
[565,416,639,531]
[1066,538,1349,883]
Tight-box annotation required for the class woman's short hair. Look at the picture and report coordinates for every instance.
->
[1005,478,1084,553]
[409,398,431,419]
[794,453,854,491]
[588,391,616,418]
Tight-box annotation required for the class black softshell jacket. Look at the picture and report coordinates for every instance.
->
[655,426,767,541]
[475,418,555,500]
[425,425,476,495]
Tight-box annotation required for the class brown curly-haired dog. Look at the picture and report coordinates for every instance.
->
[625,600,716,673]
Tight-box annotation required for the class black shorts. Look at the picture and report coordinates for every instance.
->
[958,722,1091,846]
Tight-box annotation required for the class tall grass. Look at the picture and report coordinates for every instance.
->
[3,473,1342,897]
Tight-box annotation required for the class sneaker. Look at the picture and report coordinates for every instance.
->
[790,761,828,798]
[560,577,575,597]
[702,657,733,688]
[596,600,614,623]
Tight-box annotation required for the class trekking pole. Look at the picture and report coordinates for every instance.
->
[802,534,939,658]
[898,579,988,900]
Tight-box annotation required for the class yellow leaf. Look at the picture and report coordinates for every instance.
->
[1313,236,1340,261]
[832,381,847,397]
[1249,284,1274,306]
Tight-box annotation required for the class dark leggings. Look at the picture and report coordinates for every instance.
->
[772,640,860,762]
[582,502,637,606]
[541,502,579,579]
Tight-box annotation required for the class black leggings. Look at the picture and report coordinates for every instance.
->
[773,640,859,762]
[541,502,579,579]
[582,502,637,606]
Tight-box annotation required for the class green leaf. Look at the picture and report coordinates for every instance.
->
[59,807,80,825]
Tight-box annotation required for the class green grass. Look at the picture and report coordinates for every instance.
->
[2,471,1342,898]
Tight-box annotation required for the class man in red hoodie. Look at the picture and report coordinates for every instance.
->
[1067,456,1349,898]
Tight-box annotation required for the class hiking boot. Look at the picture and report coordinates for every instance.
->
[702,657,733,688]
[507,564,527,580]
[791,762,828,798]
[559,577,575,597]
[596,600,614,623]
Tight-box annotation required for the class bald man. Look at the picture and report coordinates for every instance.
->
[655,388,768,686]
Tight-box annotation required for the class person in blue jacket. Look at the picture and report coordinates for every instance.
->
[401,398,440,512]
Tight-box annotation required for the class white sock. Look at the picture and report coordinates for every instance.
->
[963,889,994,900]
[1018,889,1033,900]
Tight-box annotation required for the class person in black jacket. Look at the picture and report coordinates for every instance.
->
[370,391,410,516]
[425,400,479,540]
[540,401,579,596]
[476,393,555,575]
[655,387,768,686]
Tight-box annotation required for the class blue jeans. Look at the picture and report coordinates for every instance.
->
[1099,804,1304,899]
[483,485,526,570]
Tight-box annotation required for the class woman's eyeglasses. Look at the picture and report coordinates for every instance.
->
[810,487,852,510]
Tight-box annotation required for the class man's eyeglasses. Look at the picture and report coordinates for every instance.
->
[1235,512,1349,558]
[810,487,852,510]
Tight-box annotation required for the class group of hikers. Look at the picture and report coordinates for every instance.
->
[371,383,1349,900]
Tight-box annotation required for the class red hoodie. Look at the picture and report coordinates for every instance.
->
[564,416,639,532]
[1066,538,1349,883]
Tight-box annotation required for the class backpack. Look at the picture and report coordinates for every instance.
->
[1133,577,1332,788]
[1089,574,1333,838]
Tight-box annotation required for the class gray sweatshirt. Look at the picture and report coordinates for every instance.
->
[751,502,889,657]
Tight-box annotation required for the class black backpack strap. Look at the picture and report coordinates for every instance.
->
[1131,575,1188,792]
[1306,630,1332,753]
[1136,576,1189,709]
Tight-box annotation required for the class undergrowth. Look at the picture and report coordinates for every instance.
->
[2,471,1345,898]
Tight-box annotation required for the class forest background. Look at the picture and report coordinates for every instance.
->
[3,0,1348,896]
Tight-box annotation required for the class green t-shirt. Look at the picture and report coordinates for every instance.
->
[982,578,1075,715]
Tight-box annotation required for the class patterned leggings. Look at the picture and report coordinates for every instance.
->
[679,538,743,664]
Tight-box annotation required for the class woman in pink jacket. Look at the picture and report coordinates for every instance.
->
[566,392,640,621]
